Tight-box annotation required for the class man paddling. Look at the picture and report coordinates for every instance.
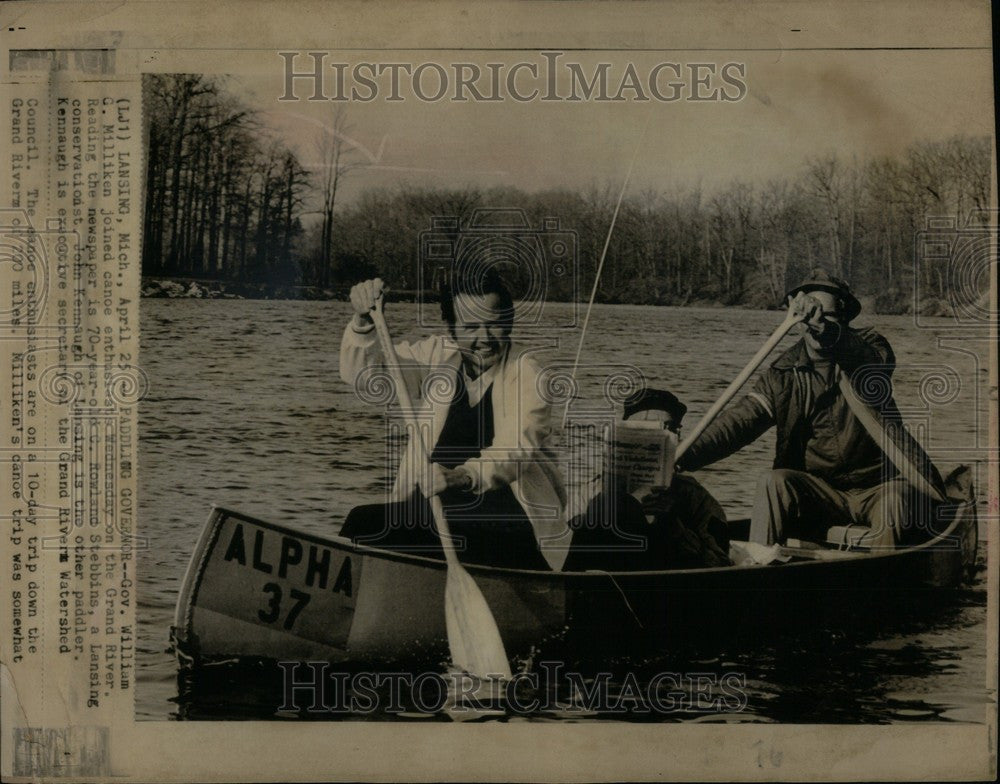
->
[338,270,567,571]
[679,271,944,550]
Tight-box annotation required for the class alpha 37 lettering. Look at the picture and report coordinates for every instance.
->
[222,523,353,597]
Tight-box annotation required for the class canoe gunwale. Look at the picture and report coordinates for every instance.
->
[171,500,975,666]
[173,505,232,634]
[199,499,974,581]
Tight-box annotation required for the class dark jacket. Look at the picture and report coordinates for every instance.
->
[564,474,730,571]
[681,327,942,492]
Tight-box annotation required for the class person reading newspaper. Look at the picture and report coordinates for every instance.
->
[564,387,731,571]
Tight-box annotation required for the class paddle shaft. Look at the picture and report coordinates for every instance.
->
[674,310,947,505]
[836,370,946,503]
[368,303,460,566]
[676,313,800,461]
[368,300,513,680]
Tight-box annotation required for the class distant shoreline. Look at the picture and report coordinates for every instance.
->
[140,275,764,310]
[139,276,966,317]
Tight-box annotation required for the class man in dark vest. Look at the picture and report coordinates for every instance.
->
[678,271,945,550]
[338,270,567,571]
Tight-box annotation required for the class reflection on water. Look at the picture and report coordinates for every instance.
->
[167,561,988,723]
[138,300,990,722]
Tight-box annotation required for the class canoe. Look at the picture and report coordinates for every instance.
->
[171,475,978,668]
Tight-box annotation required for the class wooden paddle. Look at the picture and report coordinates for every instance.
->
[676,309,804,461]
[369,298,513,681]
[674,303,947,506]
[836,370,946,503]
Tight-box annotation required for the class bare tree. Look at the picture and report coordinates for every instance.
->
[805,155,846,279]
[313,108,360,288]
[143,74,309,287]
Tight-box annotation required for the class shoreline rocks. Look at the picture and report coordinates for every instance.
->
[139,276,986,316]
[140,277,341,301]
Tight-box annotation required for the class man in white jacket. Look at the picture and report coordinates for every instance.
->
[338,271,568,571]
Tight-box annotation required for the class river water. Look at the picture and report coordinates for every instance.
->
[137,299,991,721]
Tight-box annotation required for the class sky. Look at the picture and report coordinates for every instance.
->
[209,47,993,210]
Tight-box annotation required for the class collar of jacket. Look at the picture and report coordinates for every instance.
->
[770,337,814,371]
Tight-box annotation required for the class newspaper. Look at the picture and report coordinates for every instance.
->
[605,420,677,495]
[0,1,996,782]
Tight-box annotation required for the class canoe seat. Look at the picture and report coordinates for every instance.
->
[826,524,873,550]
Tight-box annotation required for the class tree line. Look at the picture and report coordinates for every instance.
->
[142,73,991,312]
[142,74,309,285]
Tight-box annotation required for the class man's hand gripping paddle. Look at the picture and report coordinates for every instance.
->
[676,301,808,461]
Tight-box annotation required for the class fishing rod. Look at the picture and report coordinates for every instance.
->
[562,120,650,431]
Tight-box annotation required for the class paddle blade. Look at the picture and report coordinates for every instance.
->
[444,565,513,680]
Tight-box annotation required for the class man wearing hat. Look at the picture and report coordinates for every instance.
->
[679,270,943,550]
[564,386,731,571]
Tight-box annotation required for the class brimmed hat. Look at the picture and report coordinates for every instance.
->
[785,269,862,322]
[623,387,687,423]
